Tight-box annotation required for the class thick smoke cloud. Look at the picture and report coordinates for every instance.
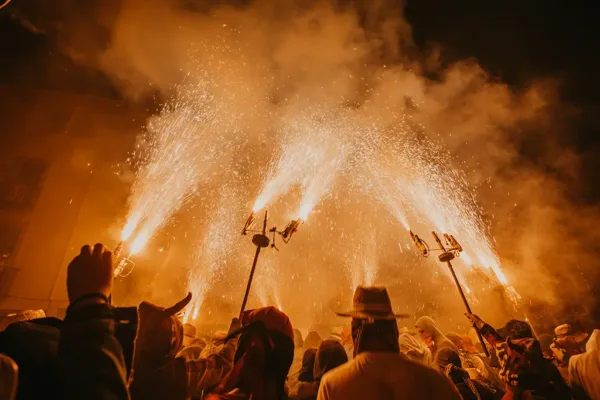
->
[17,0,598,328]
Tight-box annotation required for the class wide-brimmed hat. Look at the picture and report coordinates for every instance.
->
[336,286,409,320]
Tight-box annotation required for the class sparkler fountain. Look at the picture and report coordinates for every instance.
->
[409,230,490,356]
[105,30,531,328]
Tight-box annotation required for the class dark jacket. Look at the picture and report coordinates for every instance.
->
[59,303,130,400]
[0,317,63,399]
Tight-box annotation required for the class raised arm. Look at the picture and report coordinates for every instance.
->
[59,244,129,400]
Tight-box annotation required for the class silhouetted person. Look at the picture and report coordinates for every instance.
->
[317,286,460,400]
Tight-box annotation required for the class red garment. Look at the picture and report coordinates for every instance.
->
[241,307,294,340]
[211,306,295,400]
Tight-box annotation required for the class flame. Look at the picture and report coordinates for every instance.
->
[460,251,474,266]
[121,212,141,241]
[491,264,509,285]
[130,229,151,255]
[252,197,267,213]
[297,202,312,221]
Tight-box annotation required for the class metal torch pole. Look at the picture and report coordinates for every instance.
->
[239,211,268,320]
[432,232,489,357]
[445,259,490,357]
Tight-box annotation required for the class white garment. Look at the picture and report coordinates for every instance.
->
[399,332,433,366]
[317,351,461,400]
[569,329,600,400]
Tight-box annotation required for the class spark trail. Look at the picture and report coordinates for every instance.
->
[121,80,216,253]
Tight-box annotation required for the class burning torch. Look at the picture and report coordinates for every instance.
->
[112,240,136,278]
[241,212,256,235]
[409,230,490,357]
[410,230,429,256]
[281,218,303,243]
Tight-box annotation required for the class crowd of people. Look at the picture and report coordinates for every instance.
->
[0,243,598,400]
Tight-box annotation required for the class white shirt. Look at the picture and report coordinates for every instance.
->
[317,351,461,400]
[569,329,600,400]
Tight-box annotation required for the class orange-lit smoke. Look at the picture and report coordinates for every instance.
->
[74,0,599,327]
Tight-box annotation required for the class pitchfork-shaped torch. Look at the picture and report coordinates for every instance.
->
[409,230,490,357]
[239,211,303,319]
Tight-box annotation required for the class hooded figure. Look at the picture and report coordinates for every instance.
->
[438,347,499,400]
[295,340,348,400]
[129,293,236,400]
[446,332,504,391]
[314,340,348,380]
[304,331,323,350]
[298,349,318,382]
[415,316,459,369]
[288,330,310,397]
[289,348,317,399]
[177,323,208,361]
[551,323,589,371]
[569,329,600,400]
[207,306,295,400]
[399,332,432,365]
[466,313,570,400]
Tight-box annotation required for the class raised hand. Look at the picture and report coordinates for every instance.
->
[464,313,485,329]
[67,243,114,303]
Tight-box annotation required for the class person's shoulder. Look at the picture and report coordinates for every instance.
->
[399,356,452,384]
[404,364,460,398]
[321,357,358,384]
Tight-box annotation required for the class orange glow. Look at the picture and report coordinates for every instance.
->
[121,212,142,241]
[129,229,150,255]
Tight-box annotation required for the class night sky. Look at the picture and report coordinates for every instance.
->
[406,0,600,202]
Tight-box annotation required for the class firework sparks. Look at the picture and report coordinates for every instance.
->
[113,26,523,326]
[121,69,238,256]
[296,148,344,220]
[185,185,241,321]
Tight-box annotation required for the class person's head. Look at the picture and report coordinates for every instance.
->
[437,346,462,369]
[445,332,464,350]
[336,286,406,356]
[399,332,428,362]
[313,340,348,380]
[351,318,400,356]
[298,348,317,382]
[304,331,322,349]
[182,323,197,347]
[132,293,192,370]
[437,347,469,385]
[216,306,295,399]
[554,323,589,349]
[415,316,438,346]
[327,327,343,342]
[129,293,192,400]
[497,319,533,340]
[461,334,479,354]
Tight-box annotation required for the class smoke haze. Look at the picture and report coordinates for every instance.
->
[12,0,599,330]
